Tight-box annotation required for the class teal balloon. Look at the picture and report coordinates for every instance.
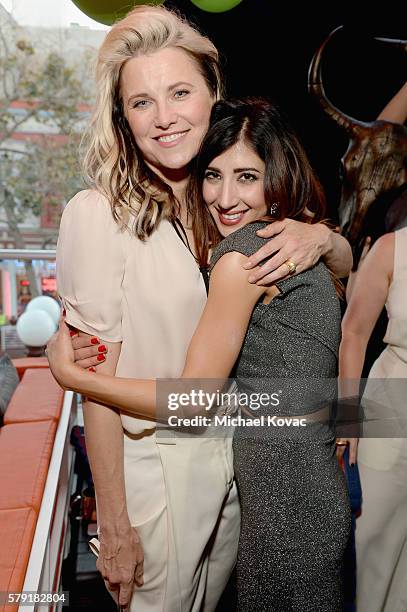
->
[190,0,243,12]
[71,1,164,26]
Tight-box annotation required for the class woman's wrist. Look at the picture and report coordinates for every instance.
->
[98,515,132,536]
[95,496,131,533]
[316,223,333,258]
[65,363,89,393]
[319,226,353,277]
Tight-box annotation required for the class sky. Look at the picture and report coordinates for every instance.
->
[0,0,109,30]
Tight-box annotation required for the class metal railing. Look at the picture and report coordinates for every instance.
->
[0,249,56,261]
[21,391,78,611]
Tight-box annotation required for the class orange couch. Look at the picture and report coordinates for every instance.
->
[0,359,64,611]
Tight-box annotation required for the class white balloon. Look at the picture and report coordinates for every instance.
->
[26,296,61,326]
[17,310,56,347]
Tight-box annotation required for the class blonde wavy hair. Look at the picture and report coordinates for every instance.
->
[83,5,223,239]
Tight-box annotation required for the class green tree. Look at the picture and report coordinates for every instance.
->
[0,16,89,295]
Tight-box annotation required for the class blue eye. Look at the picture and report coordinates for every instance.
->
[174,90,190,99]
[132,99,151,109]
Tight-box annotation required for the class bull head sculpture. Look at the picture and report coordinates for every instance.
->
[308,27,407,268]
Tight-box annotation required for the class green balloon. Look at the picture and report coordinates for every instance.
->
[190,0,243,12]
[71,0,164,26]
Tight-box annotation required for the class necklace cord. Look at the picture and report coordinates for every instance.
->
[171,218,209,295]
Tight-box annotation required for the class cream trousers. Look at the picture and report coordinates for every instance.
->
[115,429,241,612]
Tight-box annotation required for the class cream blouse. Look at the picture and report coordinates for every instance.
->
[57,190,207,434]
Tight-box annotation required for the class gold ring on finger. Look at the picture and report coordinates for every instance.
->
[284,259,296,275]
[335,440,347,446]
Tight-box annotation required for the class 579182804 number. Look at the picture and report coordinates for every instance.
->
[0,591,69,606]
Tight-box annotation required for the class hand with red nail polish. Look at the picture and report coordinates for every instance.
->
[69,334,108,370]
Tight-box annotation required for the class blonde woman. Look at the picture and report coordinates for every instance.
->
[58,6,352,610]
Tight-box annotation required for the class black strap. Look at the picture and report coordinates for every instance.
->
[171,218,209,296]
[200,266,209,295]
[172,217,191,251]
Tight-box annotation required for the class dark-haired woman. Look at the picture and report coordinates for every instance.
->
[50,97,350,610]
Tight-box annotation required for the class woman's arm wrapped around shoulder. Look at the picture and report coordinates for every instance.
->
[48,249,264,419]
[242,219,352,285]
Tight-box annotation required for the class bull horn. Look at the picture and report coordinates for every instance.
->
[308,26,365,134]
[374,37,407,53]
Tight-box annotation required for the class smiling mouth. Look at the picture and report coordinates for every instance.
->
[154,131,189,145]
[217,210,248,225]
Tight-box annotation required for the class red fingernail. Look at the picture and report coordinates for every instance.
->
[90,337,100,345]
[89,367,96,373]
[97,354,105,361]
[62,308,66,316]
[98,345,106,352]
[69,330,77,337]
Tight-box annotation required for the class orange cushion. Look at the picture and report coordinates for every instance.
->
[0,507,37,609]
[0,420,57,512]
[4,369,64,425]
[12,357,49,381]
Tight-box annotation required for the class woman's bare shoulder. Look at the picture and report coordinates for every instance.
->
[369,232,395,263]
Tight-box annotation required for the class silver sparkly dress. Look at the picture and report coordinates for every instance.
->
[210,222,351,612]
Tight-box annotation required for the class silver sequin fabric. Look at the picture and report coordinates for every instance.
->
[211,222,351,611]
